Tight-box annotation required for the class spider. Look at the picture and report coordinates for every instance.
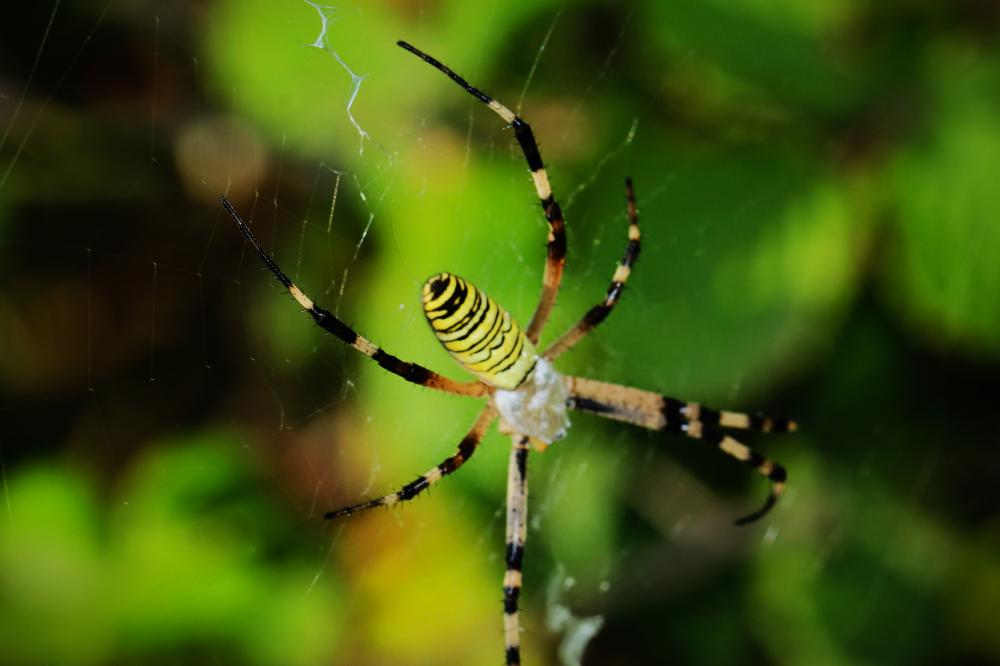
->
[221,40,795,666]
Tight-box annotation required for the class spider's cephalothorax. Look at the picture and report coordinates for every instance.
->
[222,39,796,666]
[423,272,570,444]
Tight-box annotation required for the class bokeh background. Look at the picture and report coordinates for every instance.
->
[2,1,999,664]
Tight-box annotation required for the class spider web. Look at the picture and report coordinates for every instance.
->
[235,8,642,663]
[0,3,650,663]
[2,2,935,666]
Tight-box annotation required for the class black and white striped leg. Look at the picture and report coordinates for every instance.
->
[222,198,490,398]
[565,377,798,435]
[397,41,567,345]
[544,178,641,361]
[679,420,787,525]
[325,404,497,519]
[503,435,530,666]
[565,376,792,524]
[661,396,799,435]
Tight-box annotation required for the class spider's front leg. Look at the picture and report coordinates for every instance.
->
[503,434,531,666]
[680,420,787,525]
[565,376,794,524]
[324,403,497,519]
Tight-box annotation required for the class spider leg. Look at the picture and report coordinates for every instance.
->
[565,376,792,524]
[504,435,530,666]
[565,377,797,434]
[222,197,490,398]
[544,178,641,361]
[324,404,497,519]
[679,400,798,435]
[683,422,787,526]
[398,41,567,344]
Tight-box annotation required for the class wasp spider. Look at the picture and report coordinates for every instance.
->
[221,40,796,666]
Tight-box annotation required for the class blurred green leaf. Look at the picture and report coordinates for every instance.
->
[556,139,863,399]
[884,44,1000,356]
[646,0,867,116]
[0,436,343,665]
[0,468,110,665]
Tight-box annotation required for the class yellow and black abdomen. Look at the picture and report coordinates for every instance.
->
[422,273,536,391]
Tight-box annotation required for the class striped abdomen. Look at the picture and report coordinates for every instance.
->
[422,273,537,391]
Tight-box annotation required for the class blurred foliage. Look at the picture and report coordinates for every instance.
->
[0,435,343,665]
[1,0,999,664]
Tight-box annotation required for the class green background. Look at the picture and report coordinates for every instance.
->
[1,1,999,664]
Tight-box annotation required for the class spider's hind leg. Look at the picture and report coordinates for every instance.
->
[221,197,489,398]
[397,40,567,344]
[544,177,641,361]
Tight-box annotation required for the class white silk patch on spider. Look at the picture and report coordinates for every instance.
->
[494,357,570,444]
